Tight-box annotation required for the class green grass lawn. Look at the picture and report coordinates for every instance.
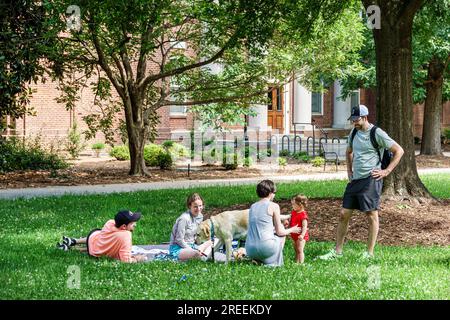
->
[0,174,449,300]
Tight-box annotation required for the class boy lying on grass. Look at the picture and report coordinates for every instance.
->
[57,210,147,263]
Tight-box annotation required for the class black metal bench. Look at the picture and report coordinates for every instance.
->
[320,142,348,171]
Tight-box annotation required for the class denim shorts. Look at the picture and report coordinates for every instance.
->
[169,243,198,260]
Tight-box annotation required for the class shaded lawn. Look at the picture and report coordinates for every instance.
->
[0,174,449,299]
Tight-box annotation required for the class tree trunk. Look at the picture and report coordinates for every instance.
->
[124,98,148,176]
[128,128,147,176]
[420,57,444,155]
[365,0,433,200]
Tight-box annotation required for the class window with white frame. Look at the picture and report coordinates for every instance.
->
[173,41,186,49]
[169,80,187,116]
[311,92,323,114]
[169,38,186,50]
[350,90,360,108]
[169,105,187,115]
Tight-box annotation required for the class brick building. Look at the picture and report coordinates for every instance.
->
[1,77,449,148]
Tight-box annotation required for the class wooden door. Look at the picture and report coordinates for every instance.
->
[267,87,284,131]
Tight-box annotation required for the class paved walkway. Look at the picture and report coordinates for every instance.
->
[1,167,449,200]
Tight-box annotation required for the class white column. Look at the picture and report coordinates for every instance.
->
[248,104,268,130]
[283,82,290,135]
[333,81,352,129]
[293,79,313,131]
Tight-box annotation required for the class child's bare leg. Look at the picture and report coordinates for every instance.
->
[293,240,300,262]
[297,240,306,264]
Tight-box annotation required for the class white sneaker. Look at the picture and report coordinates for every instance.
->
[317,249,343,261]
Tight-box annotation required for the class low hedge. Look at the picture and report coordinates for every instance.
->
[0,138,68,173]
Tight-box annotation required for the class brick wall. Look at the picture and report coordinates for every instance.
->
[413,101,450,137]
[312,86,334,128]
[362,88,450,137]
[12,80,110,150]
[360,88,377,124]
[7,79,449,146]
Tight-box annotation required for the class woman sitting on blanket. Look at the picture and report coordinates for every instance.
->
[169,193,212,261]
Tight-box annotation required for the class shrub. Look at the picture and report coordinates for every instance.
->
[92,142,105,150]
[65,122,86,159]
[223,153,239,170]
[278,157,287,167]
[444,128,450,144]
[243,156,253,167]
[222,149,239,170]
[91,142,105,157]
[144,144,176,169]
[279,149,290,157]
[311,156,325,167]
[110,144,175,169]
[176,143,190,158]
[293,152,310,163]
[163,141,189,160]
[109,145,130,161]
[162,140,175,148]
[157,151,174,170]
[256,150,268,161]
[202,147,217,164]
[244,146,257,156]
[144,144,164,167]
[0,138,68,173]
[301,155,311,163]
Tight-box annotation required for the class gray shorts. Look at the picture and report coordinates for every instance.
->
[342,176,382,212]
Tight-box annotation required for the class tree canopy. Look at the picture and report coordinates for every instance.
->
[340,0,450,103]
[46,0,287,174]
[43,0,361,174]
[0,0,53,131]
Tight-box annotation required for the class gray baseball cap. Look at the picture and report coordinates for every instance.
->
[348,104,369,121]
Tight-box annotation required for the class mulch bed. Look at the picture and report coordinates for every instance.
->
[415,154,450,168]
[206,198,450,247]
[1,152,449,189]
[0,162,265,189]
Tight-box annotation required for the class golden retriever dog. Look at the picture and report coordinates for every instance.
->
[196,209,249,263]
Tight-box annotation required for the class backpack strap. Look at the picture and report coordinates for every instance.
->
[370,126,382,164]
[350,128,358,147]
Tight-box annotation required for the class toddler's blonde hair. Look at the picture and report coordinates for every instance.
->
[292,194,308,209]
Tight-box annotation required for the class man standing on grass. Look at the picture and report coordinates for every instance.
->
[319,105,404,260]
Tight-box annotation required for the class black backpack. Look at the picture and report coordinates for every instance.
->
[350,126,393,170]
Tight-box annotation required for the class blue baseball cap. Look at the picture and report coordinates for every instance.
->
[348,104,369,121]
[114,210,142,226]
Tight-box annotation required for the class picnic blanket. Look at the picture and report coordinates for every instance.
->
[133,244,234,263]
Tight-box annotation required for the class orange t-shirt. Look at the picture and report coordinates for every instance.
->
[88,220,133,262]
